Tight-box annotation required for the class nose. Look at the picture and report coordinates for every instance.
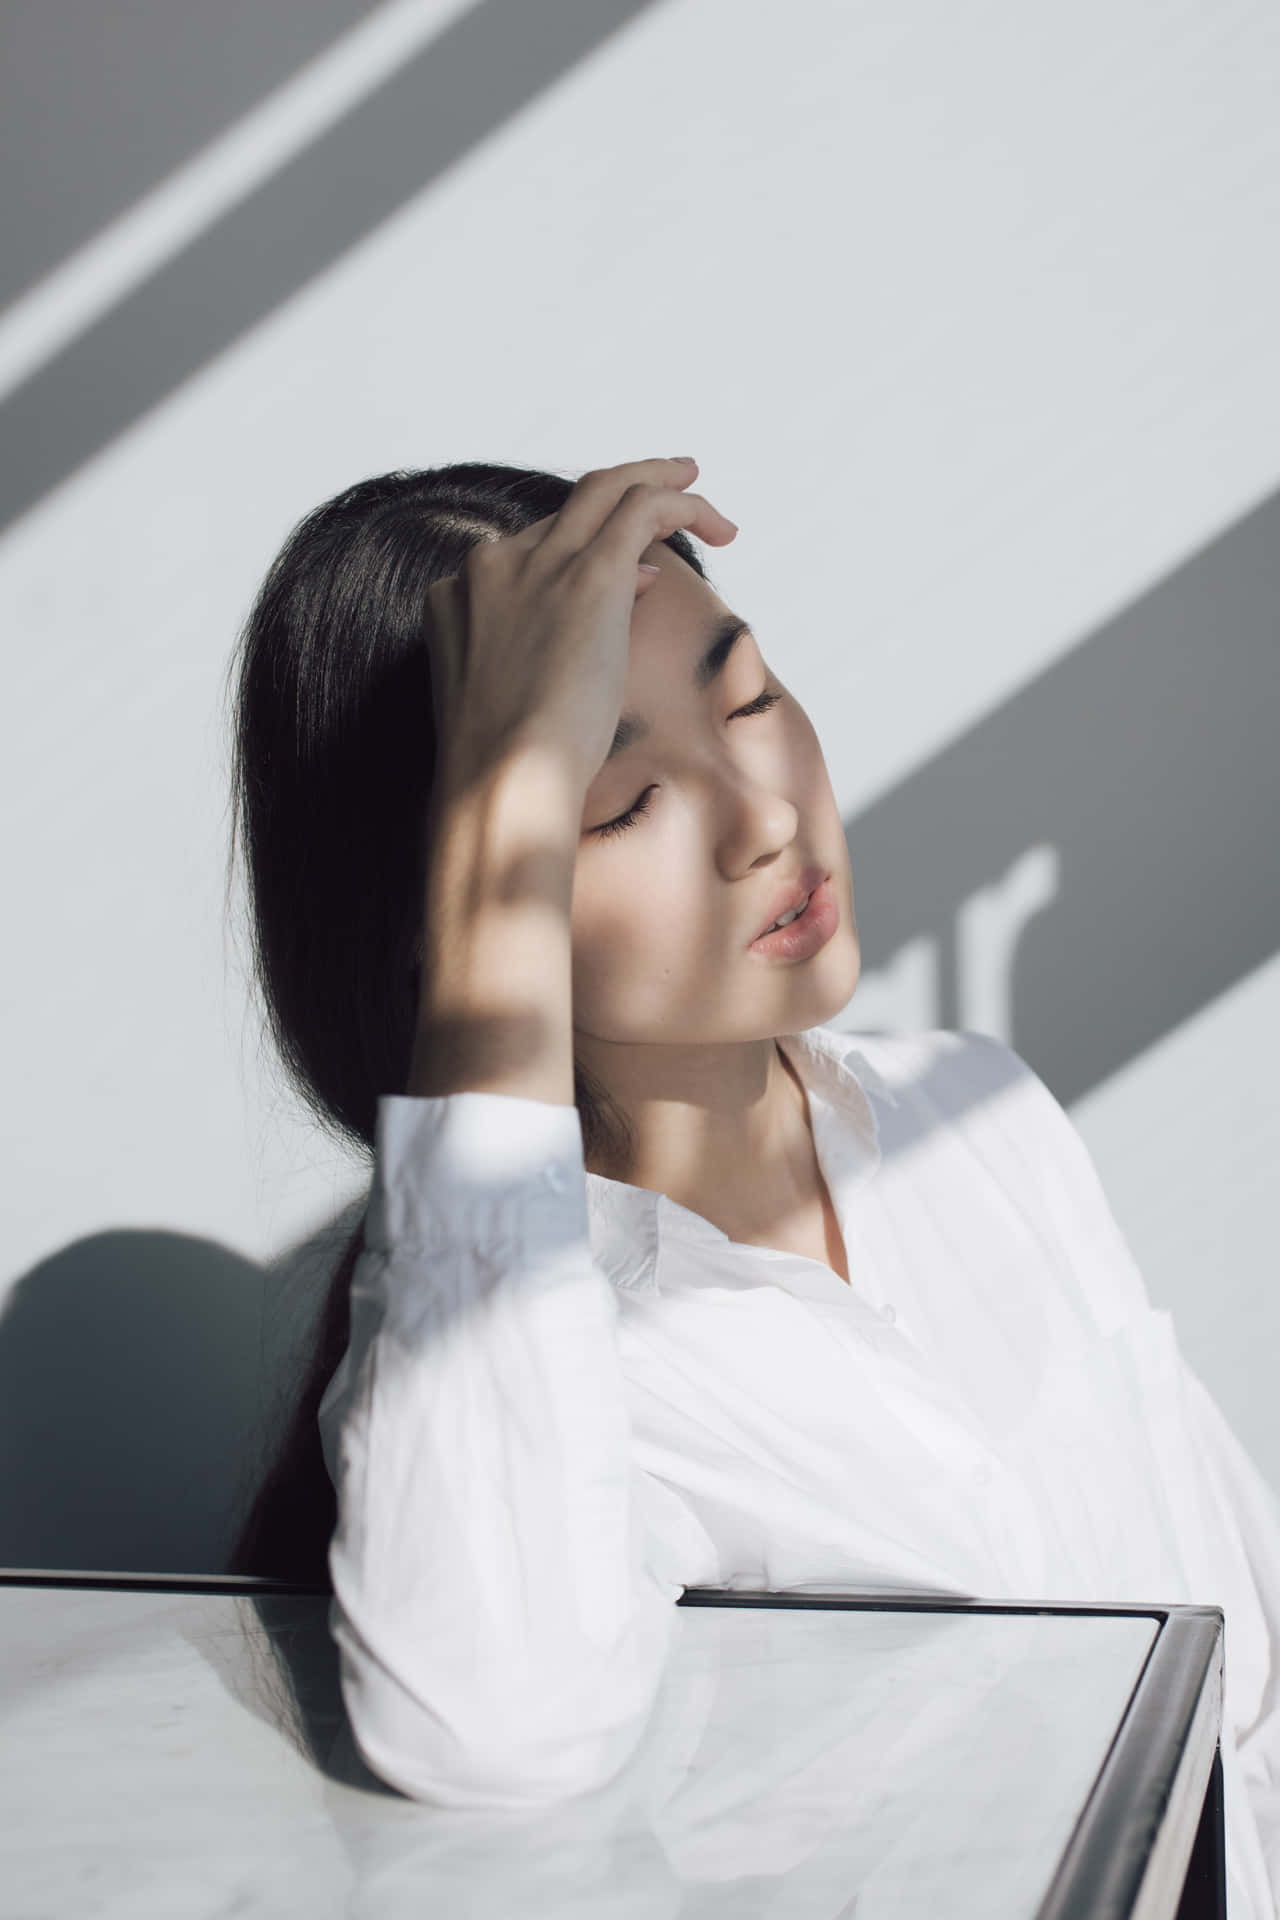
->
[724,774,800,882]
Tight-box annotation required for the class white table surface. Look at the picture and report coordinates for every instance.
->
[0,1584,1161,1919]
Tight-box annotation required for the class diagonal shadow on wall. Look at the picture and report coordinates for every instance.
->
[0,0,663,536]
[842,483,1280,1106]
[0,0,382,310]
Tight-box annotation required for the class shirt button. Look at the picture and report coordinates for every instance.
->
[881,1304,896,1325]
[545,1166,566,1192]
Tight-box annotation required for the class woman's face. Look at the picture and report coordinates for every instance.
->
[570,544,861,1051]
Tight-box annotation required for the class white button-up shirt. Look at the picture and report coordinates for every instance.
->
[317,1024,1280,1915]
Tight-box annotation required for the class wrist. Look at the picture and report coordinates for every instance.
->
[408,745,582,1105]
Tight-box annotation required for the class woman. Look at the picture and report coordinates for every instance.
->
[228,456,1280,1910]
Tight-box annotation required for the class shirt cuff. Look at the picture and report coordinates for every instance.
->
[366,1090,588,1255]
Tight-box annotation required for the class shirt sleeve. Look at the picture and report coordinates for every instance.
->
[314,1089,718,1811]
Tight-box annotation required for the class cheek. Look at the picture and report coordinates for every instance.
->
[571,902,629,1006]
[570,867,645,1010]
[570,841,713,1023]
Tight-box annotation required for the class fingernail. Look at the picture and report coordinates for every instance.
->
[638,562,662,574]
[670,455,697,466]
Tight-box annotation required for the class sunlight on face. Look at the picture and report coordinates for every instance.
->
[570,544,861,1050]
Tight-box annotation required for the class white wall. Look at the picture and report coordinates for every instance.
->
[3,0,1278,1567]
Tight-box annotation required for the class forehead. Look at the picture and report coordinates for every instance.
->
[629,546,736,660]
[602,551,754,763]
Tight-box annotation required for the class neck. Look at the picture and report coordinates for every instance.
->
[576,1033,819,1238]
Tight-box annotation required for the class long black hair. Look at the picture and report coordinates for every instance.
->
[224,463,708,1583]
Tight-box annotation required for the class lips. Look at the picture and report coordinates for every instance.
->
[752,864,830,943]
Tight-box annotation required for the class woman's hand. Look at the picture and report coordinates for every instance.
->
[422,457,739,796]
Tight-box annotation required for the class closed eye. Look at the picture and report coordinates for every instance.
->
[591,786,658,839]
[731,688,782,721]
[588,689,782,839]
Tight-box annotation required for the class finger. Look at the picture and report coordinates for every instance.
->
[588,485,738,580]
[534,458,705,561]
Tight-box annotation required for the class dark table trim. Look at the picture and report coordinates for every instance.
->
[1037,1608,1225,1920]
[678,1588,1226,1920]
[0,1569,332,1593]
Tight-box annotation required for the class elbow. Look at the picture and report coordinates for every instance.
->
[335,1633,652,1811]
[327,1565,680,1811]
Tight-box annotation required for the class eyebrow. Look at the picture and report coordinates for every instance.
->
[604,614,751,762]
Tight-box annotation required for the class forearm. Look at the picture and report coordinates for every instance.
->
[407,745,585,1107]
[318,1093,691,1808]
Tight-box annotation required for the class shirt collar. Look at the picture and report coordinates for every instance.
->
[583,1024,894,1292]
